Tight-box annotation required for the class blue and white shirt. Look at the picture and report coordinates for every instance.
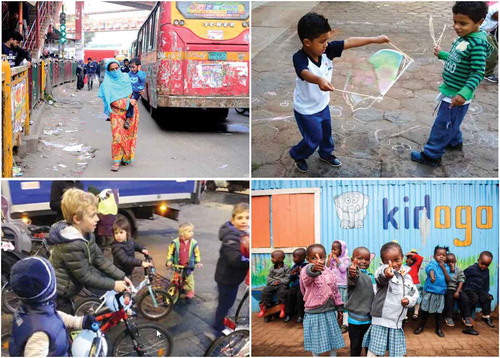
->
[292,40,344,115]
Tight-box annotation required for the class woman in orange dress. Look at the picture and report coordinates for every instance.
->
[98,59,139,171]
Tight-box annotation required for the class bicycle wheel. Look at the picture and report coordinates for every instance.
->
[136,288,174,320]
[1,333,11,357]
[2,284,20,314]
[74,297,107,316]
[166,283,180,304]
[112,323,173,356]
[204,329,249,357]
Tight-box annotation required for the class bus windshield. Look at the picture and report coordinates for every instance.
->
[176,2,249,20]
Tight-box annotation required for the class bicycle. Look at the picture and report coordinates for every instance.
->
[166,264,191,303]
[205,287,250,357]
[75,255,174,320]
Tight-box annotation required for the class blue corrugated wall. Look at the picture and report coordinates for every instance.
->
[251,180,499,312]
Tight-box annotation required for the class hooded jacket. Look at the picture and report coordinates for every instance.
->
[300,264,344,310]
[111,239,145,276]
[328,240,351,286]
[48,221,125,299]
[214,221,249,286]
[370,264,419,329]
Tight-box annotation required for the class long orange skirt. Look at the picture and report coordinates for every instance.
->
[110,98,139,164]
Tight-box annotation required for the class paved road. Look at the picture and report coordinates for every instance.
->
[16,84,249,178]
[251,1,498,178]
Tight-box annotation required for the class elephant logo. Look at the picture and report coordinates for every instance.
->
[334,192,370,229]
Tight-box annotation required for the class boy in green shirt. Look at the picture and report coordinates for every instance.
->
[411,2,492,167]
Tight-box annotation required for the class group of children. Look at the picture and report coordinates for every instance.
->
[290,2,494,172]
[7,187,249,356]
[259,240,495,356]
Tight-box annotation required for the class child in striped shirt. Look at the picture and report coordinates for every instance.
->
[411,2,492,167]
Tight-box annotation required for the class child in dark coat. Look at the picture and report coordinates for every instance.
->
[258,250,290,319]
[284,248,307,323]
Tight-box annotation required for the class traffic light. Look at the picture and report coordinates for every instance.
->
[60,12,67,44]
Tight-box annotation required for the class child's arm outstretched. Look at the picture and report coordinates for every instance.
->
[299,69,334,91]
[344,35,390,49]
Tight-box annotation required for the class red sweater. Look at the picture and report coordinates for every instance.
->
[407,253,423,284]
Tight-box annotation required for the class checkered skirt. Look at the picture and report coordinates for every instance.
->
[420,291,445,313]
[303,310,345,354]
[361,324,406,357]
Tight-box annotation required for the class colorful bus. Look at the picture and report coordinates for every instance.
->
[132,1,250,120]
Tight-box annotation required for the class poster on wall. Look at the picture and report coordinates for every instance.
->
[11,78,27,136]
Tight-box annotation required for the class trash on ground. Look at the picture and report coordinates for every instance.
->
[63,144,83,152]
[219,164,228,169]
[12,166,23,176]
[41,140,66,148]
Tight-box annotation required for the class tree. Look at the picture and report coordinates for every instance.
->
[84,32,95,47]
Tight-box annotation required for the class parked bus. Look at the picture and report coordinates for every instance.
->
[131,1,250,120]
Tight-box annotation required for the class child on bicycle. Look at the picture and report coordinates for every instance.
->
[111,217,152,279]
[166,222,202,299]
[48,188,131,313]
[9,256,98,357]
[214,202,249,332]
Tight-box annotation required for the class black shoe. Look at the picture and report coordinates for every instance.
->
[284,315,291,322]
[482,317,494,327]
[445,142,463,151]
[484,75,498,83]
[297,316,303,323]
[414,326,424,334]
[294,159,308,173]
[319,155,342,167]
[435,329,445,337]
[106,118,110,122]
[463,326,479,335]
[410,151,442,167]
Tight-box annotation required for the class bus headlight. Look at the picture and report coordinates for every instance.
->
[158,203,168,213]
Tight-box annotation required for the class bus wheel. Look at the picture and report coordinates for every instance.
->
[149,105,159,119]
[207,108,229,122]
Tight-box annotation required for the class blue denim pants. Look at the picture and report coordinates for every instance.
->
[290,105,334,160]
[423,101,470,159]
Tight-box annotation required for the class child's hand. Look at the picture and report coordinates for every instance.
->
[318,78,334,92]
[166,261,173,268]
[433,46,441,57]
[130,99,137,106]
[384,260,395,278]
[196,263,203,269]
[449,95,466,108]
[114,280,129,292]
[142,249,149,256]
[453,291,460,299]
[142,261,153,268]
[349,258,358,278]
[375,35,390,43]
[430,274,436,283]
[401,298,410,307]
[274,280,281,285]
[312,253,325,272]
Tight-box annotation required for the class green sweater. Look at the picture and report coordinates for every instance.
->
[437,31,492,101]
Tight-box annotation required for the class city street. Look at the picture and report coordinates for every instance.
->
[15,84,249,178]
[251,1,498,178]
[1,190,249,356]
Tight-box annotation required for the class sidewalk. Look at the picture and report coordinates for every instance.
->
[251,1,498,178]
[251,312,499,356]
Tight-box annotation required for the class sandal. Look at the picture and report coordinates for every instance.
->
[123,119,131,129]
[111,163,120,172]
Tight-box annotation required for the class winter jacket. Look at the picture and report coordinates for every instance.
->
[214,221,249,286]
[289,261,307,287]
[370,264,419,329]
[463,263,490,293]
[48,221,125,299]
[407,253,423,285]
[328,240,350,286]
[267,263,290,286]
[424,260,450,295]
[300,264,343,310]
[448,266,466,291]
[165,237,201,273]
[345,267,376,324]
[10,301,70,357]
[111,239,145,276]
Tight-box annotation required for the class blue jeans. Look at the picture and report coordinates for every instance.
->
[290,105,334,160]
[214,283,239,331]
[423,101,469,159]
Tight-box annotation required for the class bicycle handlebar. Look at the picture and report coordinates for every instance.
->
[91,323,100,332]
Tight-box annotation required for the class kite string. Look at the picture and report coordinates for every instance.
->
[332,88,382,100]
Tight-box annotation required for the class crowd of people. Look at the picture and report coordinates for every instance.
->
[257,240,495,356]
[7,186,250,356]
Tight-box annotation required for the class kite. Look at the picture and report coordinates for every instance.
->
[334,42,414,111]
[429,16,446,48]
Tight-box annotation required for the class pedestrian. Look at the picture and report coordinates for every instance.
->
[98,60,105,87]
[411,2,492,166]
[49,181,84,221]
[8,257,98,357]
[405,250,424,319]
[47,188,131,313]
[414,246,451,337]
[2,31,32,67]
[361,242,418,357]
[124,58,147,129]
[76,60,85,90]
[300,244,345,356]
[256,250,290,319]
[213,202,249,332]
[85,57,97,90]
[480,2,499,82]
[97,59,138,172]
[165,223,203,299]
[289,13,390,172]
[284,247,307,323]
[121,58,130,73]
